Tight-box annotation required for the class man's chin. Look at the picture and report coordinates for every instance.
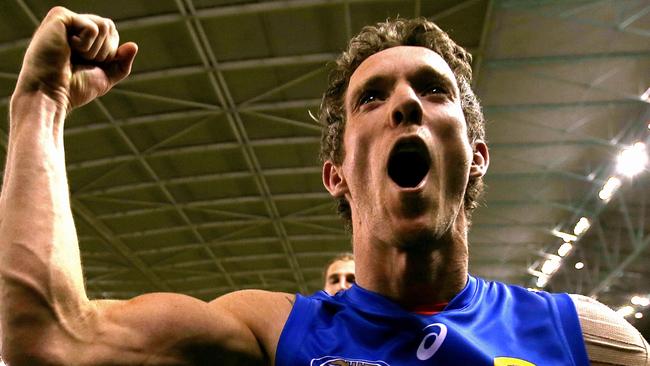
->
[389,218,445,250]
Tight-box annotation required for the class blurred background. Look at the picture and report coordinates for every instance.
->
[0,0,648,339]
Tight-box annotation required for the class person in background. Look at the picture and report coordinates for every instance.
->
[322,253,355,295]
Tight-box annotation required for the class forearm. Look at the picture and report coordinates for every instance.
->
[0,91,90,361]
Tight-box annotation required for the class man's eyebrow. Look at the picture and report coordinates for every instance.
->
[410,66,457,95]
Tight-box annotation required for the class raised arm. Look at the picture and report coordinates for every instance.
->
[0,7,290,365]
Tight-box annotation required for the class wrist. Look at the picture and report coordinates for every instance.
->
[13,69,71,113]
[10,88,68,126]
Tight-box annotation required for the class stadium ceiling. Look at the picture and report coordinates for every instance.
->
[1,0,649,337]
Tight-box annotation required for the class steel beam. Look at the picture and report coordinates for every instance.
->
[241,110,321,132]
[487,51,650,68]
[121,53,337,85]
[66,136,320,171]
[74,114,216,193]
[618,4,650,30]
[239,67,325,106]
[241,98,322,111]
[66,109,222,138]
[471,0,495,88]
[94,97,237,288]
[83,191,331,209]
[431,0,482,21]
[176,0,307,291]
[484,99,644,112]
[110,88,220,110]
[588,233,650,297]
[133,234,348,256]
[77,166,320,198]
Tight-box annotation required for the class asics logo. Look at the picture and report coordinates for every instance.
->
[416,323,447,361]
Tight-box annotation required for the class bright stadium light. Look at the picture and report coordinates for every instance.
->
[641,87,650,102]
[551,229,577,242]
[573,217,591,236]
[598,176,621,201]
[635,312,644,319]
[631,295,650,307]
[557,242,573,257]
[574,262,584,270]
[617,305,635,317]
[541,257,562,275]
[536,275,548,288]
[616,142,648,178]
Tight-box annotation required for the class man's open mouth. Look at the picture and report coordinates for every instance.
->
[387,137,431,188]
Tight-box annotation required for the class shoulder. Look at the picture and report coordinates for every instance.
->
[214,289,296,306]
[212,290,296,329]
[211,290,296,363]
[569,294,650,366]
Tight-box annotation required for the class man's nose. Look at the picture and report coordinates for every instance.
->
[390,85,423,127]
[340,277,352,290]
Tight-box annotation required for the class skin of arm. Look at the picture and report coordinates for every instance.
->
[0,7,291,365]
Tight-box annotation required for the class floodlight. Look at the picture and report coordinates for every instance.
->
[598,176,621,201]
[631,295,650,307]
[616,142,648,178]
[573,217,591,236]
[557,242,573,257]
[617,305,634,317]
[541,257,561,275]
[551,229,577,242]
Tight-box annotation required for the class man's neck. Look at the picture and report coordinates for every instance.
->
[353,213,469,310]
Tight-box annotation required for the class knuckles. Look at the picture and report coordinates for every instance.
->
[46,6,69,19]
[96,18,109,34]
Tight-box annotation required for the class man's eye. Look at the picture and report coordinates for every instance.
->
[359,91,382,105]
[423,85,446,95]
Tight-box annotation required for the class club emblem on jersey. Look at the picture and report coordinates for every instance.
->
[310,356,390,366]
[416,322,447,360]
[494,356,536,366]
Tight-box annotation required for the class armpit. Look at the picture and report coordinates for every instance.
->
[570,294,649,366]
[285,294,295,306]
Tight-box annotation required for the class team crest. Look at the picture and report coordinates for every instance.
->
[494,357,536,366]
[310,356,391,366]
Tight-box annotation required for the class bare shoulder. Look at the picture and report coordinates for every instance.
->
[569,294,649,366]
[211,290,296,364]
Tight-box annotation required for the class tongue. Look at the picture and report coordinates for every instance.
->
[388,150,429,188]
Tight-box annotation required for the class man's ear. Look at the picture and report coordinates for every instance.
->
[323,160,348,197]
[470,140,489,178]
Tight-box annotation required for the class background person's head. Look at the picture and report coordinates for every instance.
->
[319,17,486,232]
[322,253,355,295]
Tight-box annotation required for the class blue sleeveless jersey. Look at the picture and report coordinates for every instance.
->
[276,275,589,365]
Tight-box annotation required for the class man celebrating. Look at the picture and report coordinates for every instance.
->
[1,6,648,366]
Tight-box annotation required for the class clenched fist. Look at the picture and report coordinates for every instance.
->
[15,6,137,111]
